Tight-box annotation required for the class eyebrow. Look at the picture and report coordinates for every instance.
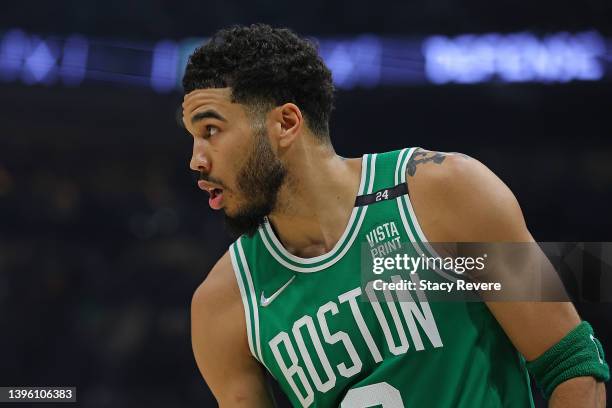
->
[190,109,227,125]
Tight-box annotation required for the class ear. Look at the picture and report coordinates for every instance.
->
[274,103,303,148]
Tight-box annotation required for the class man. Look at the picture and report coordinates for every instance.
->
[184,24,609,407]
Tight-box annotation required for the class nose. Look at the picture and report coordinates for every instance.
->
[189,138,211,174]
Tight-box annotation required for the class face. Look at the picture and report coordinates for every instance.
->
[182,88,287,237]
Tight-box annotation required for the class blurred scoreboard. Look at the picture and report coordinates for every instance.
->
[0,29,610,92]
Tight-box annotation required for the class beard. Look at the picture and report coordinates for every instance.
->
[223,127,287,238]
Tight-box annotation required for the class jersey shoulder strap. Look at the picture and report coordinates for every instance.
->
[354,148,419,206]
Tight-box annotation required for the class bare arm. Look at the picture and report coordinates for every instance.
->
[191,251,275,407]
[407,149,606,407]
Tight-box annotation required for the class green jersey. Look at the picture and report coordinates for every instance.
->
[229,148,534,407]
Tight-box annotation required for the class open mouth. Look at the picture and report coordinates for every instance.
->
[197,180,225,210]
[208,187,224,210]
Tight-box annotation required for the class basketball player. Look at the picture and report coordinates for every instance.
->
[184,25,609,407]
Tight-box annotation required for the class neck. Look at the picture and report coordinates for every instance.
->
[267,142,363,258]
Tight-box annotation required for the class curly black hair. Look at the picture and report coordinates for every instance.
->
[182,24,334,140]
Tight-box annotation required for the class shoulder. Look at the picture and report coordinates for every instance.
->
[405,148,531,242]
[406,149,508,207]
[406,148,486,186]
[191,250,273,404]
[192,251,239,314]
[191,250,247,351]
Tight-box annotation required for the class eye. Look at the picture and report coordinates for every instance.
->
[204,125,219,138]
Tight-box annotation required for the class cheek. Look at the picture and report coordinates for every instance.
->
[219,127,256,184]
[231,143,253,177]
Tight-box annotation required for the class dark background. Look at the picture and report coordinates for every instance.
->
[1,1,611,407]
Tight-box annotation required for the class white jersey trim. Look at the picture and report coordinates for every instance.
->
[395,148,458,282]
[229,244,257,358]
[258,153,377,273]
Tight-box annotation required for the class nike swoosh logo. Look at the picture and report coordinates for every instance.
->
[260,275,296,307]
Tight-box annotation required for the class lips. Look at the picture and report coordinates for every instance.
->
[197,180,224,210]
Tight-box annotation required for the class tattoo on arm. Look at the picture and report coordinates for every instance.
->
[406,149,470,177]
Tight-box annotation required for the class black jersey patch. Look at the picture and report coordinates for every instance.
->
[354,183,408,207]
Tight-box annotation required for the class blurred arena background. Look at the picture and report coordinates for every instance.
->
[0,1,611,407]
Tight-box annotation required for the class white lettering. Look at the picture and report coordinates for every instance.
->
[392,275,443,350]
[269,332,314,407]
[293,316,336,393]
[317,301,363,378]
[365,283,410,355]
[338,288,383,363]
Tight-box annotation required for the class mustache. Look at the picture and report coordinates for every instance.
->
[191,170,227,189]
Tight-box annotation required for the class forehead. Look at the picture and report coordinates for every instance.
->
[182,87,239,119]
